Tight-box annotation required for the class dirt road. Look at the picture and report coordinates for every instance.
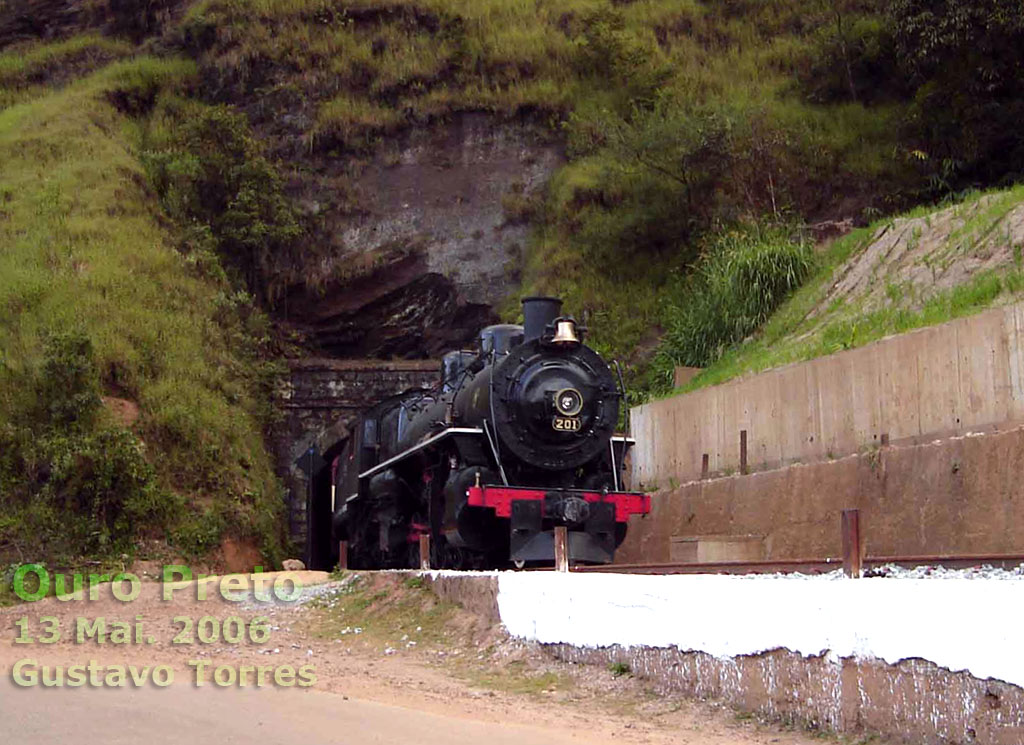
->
[2,682,608,745]
[0,571,852,744]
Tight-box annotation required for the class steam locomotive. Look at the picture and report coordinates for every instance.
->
[331,297,650,569]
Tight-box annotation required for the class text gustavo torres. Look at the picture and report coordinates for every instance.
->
[7,564,318,689]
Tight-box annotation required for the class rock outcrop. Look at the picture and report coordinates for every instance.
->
[278,113,562,358]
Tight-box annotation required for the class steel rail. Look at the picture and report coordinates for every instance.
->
[571,553,1024,575]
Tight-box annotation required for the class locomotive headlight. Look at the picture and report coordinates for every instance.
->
[554,387,584,417]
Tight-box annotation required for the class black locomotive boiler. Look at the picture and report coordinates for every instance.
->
[330,297,650,569]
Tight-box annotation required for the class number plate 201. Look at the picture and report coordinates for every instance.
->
[552,416,581,432]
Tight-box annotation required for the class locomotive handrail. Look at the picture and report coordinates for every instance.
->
[481,419,510,485]
[357,427,484,480]
[612,359,629,435]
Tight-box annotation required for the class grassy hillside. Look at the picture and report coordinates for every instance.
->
[1,0,1022,564]
[177,0,920,378]
[666,185,1024,394]
[0,54,284,566]
[87,0,1024,393]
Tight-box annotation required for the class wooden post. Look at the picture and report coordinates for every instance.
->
[419,534,431,571]
[739,430,748,475]
[337,540,348,571]
[701,453,709,479]
[554,526,569,572]
[841,509,862,578]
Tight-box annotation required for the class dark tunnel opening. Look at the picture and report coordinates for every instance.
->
[306,437,348,571]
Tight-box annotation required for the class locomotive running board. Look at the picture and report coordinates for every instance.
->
[358,427,484,480]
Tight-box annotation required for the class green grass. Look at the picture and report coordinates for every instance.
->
[309,573,573,696]
[654,225,814,380]
[467,663,572,696]
[607,661,631,677]
[172,0,978,391]
[0,57,283,563]
[668,185,1024,395]
[310,573,460,648]
[0,35,134,109]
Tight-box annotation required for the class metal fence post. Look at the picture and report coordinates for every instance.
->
[338,540,348,571]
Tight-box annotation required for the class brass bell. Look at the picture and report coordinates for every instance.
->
[551,319,580,346]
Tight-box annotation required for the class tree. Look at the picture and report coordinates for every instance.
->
[891,0,1024,186]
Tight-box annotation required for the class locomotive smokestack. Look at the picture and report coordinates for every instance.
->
[522,296,563,342]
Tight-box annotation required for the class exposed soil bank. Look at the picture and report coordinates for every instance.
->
[549,645,1024,745]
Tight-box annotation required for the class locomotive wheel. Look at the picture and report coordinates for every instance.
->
[407,542,421,569]
[443,545,466,570]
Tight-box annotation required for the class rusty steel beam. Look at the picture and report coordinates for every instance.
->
[574,553,1024,576]
[739,430,748,475]
[863,554,1024,570]
[419,534,431,571]
[574,558,845,575]
[842,508,862,578]
[554,526,569,572]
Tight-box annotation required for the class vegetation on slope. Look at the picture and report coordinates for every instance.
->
[2,0,1024,563]
[652,226,814,376]
[0,55,284,565]
[176,0,918,377]
[102,0,1024,394]
[0,33,133,108]
[140,95,307,302]
[670,185,1024,394]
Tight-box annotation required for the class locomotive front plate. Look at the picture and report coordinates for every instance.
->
[552,416,582,432]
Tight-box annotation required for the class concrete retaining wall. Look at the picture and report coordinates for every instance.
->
[631,303,1024,487]
[616,424,1024,563]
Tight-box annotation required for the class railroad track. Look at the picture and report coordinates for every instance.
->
[572,553,1024,575]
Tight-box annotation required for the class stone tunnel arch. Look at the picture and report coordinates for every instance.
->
[274,358,439,569]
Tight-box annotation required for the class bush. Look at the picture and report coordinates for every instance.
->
[31,427,170,555]
[558,98,739,264]
[0,330,174,560]
[655,225,814,385]
[798,13,903,105]
[891,0,1024,188]
[572,8,669,108]
[608,661,631,677]
[142,97,304,301]
[34,331,102,431]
